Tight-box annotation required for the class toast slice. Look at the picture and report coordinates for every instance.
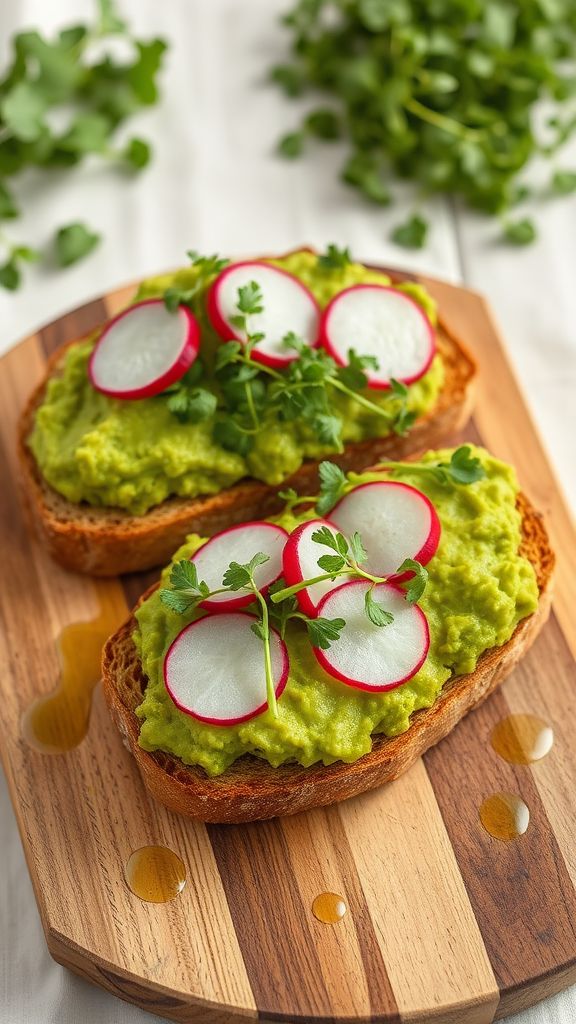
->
[101,491,554,824]
[18,303,476,576]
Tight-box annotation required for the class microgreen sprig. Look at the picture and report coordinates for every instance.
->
[270,526,429,623]
[164,252,229,312]
[380,446,486,486]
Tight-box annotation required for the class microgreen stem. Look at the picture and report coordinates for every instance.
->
[404,98,484,142]
[271,562,385,604]
[244,381,260,431]
[252,586,278,717]
[328,378,394,419]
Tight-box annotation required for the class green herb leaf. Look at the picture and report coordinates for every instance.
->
[317,553,347,574]
[551,169,576,195]
[123,137,151,170]
[365,588,394,627]
[167,387,217,423]
[0,181,19,220]
[60,114,110,154]
[444,445,485,484]
[215,341,243,369]
[222,552,270,591]
[502,217,537,246]
[213,418,254,456]
[305,108,340,140]
[318,243,352,270]
[0,260,20,291]
[97,0,128,34]
[237,281,264,316]
[316,461,348,516]
[54,222,101,267]
[1,81,47,142]
[391,214,429,250]
[348,531,368,564]
[251,621,266,641]
[396,558,429,604]
[278,131,304,158]
[278,487,298,504]
[306,616,346,649]
[170,559,199,592]
[311,525,346,553]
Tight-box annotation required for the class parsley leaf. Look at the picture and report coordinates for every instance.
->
[442,445,485,484]
[502,218,537,246]
[348,531,368,564]
[396,559,429,604]
[278,131,305,158]
[365,588,394,627]
[391,214,429,250]
[318,243,352,270]
[306,616,346,649]
[317,553,348,574]
[222,553,270,591]
[551,170,576,196]
[166,387,217,424]
[54,222,101,267]
[316,461,348,516]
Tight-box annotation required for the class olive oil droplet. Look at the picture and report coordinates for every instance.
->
[312,892,347,923]
[479,792,530,841]
[22,591,125,754]
[125,846,186,903]
[491,714,553,765]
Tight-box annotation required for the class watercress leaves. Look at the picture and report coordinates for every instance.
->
[272,0,576,245]
[306,615,346,648]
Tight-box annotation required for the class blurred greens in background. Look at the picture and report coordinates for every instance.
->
[272,0,576,246]
[0,0,167,289]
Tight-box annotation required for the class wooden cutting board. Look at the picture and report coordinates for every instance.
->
[0,271,575,1024]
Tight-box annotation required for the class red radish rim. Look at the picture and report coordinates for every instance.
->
[319,284,436,390]
[206,260,321,369]
[313,580,430,692]
[330,481,441,572]
[192,520,289,612]
[281,517,339,617]
[88,299,201,400]
[163,612,289,726]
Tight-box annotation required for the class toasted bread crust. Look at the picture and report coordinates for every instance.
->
[101,492,554,823]
[18,309,476,575]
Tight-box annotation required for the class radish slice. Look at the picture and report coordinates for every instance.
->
[282,518,350,616]
[314,581,429,692]
[330,482,440,577]
[207,261,320,368]
[164,613,289,725]
[89,299,200,400]
[192,521,289,612]
[319,284,435,388]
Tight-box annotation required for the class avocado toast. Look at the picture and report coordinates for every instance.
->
[19,247,476,575]
[102,446,553,823]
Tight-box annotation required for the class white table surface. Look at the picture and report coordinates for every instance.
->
[1,2,575,1022]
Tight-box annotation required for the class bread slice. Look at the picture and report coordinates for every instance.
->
[101,491,554,824]
[18,299,476,576]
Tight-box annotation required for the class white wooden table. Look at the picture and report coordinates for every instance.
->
[1,2,575,1022]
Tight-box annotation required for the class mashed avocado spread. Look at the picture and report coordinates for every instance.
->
[29,250,444,515]
[133,447,539,776]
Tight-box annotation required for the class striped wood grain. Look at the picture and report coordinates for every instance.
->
[0,274,574,1024]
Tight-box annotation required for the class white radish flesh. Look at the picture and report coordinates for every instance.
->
[89,299,200,399]
[193,521,288,611]
[164,613,289,725]
[282,518,349,615]
[207,261,320,368]
[320,284,435,388]
[330,482,440,577]
[314,581,429,691]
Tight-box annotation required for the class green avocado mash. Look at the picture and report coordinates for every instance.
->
[133,447,539,776]
[29,250,444,515]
